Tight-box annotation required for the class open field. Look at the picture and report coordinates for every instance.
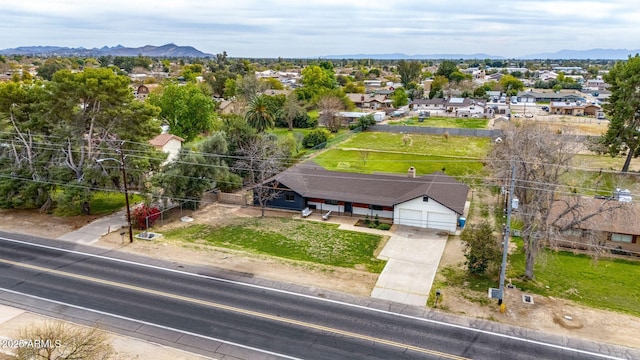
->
[313,132,490,180]
[387,116,488,129]
[162,217,387,272]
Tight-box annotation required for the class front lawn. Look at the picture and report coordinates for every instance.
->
[509,238,640,316]
[162,217,387,272]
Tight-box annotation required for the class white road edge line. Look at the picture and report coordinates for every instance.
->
[0,236,628,360]
[0,287,302,360]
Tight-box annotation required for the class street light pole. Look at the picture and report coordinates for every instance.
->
[96,151,133,244]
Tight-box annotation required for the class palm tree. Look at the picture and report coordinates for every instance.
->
[245,95,275,133]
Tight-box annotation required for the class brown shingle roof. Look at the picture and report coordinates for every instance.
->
[268,163,469,214]
[149,133,185,147]
[549,197,640,235]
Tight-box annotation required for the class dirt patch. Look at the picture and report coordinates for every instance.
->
[0,209,99,238]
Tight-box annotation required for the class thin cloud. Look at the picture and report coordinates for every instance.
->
[1,0,639,57]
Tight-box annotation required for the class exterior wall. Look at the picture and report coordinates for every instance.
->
[554,229,640,256]
[351,203,393,218]
[263,190,305,211]
[393,196,458,232]
[162,139,183,163]
[307,199,344,213]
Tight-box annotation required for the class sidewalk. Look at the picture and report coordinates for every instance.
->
[56,209,129,245]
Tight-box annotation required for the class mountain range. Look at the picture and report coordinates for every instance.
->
[0,43,213,57]
[321,48,640,60]
[1,44,638,60]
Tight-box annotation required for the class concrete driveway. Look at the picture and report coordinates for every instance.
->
[371,226,448,306]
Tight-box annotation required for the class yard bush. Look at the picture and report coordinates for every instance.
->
[132,204,161,230]
[377,223,391,230]
[302,128,330,148]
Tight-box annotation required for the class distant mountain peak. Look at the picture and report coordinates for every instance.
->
[0,43,213,57]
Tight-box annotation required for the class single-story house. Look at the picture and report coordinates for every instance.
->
[548,196,640,255]
[549,101,600,116]
[347,93,392,110]
[410,98,446,112]
[256,164,469,233]
[337,111,386,123]
[525,90,584,103]
[149,133,185,164]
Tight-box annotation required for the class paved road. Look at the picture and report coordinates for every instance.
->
[0,232,637,360]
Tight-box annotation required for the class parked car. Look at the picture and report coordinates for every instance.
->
[513,113,523,118]
[541,106,549,111]
[525,113,534,118]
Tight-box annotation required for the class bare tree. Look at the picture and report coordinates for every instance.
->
[318,95,344,133]
[489,122,580,279]
[14,321,114,360]
[236,135,289,217]
[281,93,305,131]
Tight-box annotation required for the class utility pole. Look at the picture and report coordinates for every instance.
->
[97,143,133,244]
[118,146,134,244]
[498,163,516,306]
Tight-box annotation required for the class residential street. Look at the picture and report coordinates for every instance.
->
[0,231,637,360]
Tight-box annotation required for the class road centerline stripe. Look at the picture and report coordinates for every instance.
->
[0,258,469,360]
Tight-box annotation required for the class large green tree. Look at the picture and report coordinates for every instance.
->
[0,68,162,212]
[435,60,458,80]
[397,60,422,88]
[597,55,640,173]
[499,75,524,96]
[149,82,216,142]
[245,95,276,132]
[153,132,234,209]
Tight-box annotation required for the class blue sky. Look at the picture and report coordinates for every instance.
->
[2,0,640,57]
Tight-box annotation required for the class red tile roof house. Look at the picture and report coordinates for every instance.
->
[149,133,185,164]
[255,163,469,233]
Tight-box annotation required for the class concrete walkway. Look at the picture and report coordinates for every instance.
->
[371,226,447,306]
[56,209,129,245]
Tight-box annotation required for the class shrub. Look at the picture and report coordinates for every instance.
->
[302,128,330,148]
[460,221,501,275]
[377,223,391,230]
[374,214,380,226]
[217,172,243,192]
[132,204,161,230]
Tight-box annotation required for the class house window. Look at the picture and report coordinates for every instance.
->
[611,233,634,243]
[285,194,295,202]
[325,199,339,205]
[423,196,429,202]
[369,205,383,211]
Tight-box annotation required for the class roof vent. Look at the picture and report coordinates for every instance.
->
[408,167,416,178]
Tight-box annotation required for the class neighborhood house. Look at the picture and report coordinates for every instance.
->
[256,163,469,233]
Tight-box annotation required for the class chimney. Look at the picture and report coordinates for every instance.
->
[408,167,416,178]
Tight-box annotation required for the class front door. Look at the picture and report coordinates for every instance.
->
[344,202,353,214]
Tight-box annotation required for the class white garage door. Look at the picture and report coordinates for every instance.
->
[399,209,423,227]
[427,212,454,232]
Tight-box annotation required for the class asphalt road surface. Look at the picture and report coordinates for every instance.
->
[0,232,636,360]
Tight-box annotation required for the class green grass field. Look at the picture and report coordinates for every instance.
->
[313,132,490,179]
[54,191,145,216]
[508,238,640,316]
[388,116,489,129]
[163,217,387,272]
